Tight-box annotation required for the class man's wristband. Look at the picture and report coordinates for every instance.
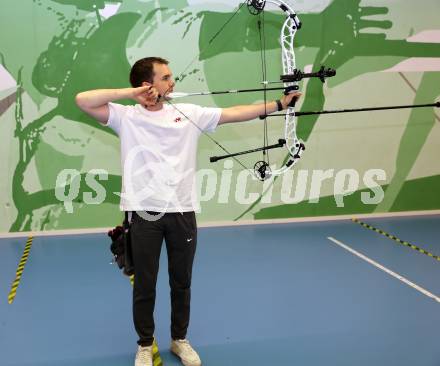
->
[275,99,283,112]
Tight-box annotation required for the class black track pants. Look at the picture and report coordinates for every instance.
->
[130,211,197,346]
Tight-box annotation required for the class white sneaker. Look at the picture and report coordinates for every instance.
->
[135,345,153,366]
[170,339,202,366]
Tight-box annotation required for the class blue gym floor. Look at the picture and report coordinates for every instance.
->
[1,215,439,366]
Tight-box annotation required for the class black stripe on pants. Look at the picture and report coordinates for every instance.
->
[130,211,197,346]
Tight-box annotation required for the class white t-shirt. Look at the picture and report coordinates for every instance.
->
[105,102,221,212]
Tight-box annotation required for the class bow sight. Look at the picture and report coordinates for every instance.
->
[281,66,336,83]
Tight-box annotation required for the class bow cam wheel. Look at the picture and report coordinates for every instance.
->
[246,0,266,15]
[254,161,271,181]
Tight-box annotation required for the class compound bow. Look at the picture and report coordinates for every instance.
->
[165,0,336,180]
[164,1,438,180]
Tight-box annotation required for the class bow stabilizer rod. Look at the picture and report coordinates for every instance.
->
[210,139,286,163]
[261,101,440,119]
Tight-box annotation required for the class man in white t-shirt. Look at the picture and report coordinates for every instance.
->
[75,57,300,366]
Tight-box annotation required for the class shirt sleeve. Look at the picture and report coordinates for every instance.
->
[104,102,129,135]
[193,105,222,132]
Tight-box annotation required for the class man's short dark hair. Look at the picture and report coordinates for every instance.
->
[129,57,169,87]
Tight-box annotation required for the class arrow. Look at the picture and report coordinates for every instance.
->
[167,85,298,99]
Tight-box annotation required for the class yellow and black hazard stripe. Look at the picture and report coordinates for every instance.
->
[8,236,34,304]
[352,218,440,262]
[152,340,162,366]
[128,274,163,366]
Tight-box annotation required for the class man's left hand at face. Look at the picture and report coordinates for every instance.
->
[281,91,302,110]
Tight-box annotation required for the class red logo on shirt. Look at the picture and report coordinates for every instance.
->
[174,117,182,123]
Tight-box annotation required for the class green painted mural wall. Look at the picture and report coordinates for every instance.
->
[1,0,439,232]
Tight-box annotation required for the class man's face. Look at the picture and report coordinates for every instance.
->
[151,63,175,97]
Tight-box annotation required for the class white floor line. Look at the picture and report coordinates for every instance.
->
[327,236,440,304]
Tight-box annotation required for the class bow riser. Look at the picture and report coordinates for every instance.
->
[260,0,304,180]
